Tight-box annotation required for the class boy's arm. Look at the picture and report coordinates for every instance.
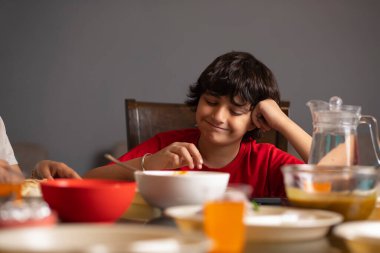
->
[251,99,311,162]
[274,117,311,162]
[83,158,140,180]
[84,142,203,180]
[34,143,202,180]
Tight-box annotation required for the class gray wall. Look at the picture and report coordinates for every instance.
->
[1,0,379,175]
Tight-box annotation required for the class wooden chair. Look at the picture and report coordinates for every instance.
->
[125,99,289,152]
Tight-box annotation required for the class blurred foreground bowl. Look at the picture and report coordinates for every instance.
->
[333,221,380,253]
[41,179,136,222]
[135,171,229,209]
[0,224,211,253]
[282,164,378,221]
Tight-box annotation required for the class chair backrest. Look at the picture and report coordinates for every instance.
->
[125,99,196,150]
[125,99,290,152]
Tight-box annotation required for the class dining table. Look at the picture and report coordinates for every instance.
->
[1,193,378,253]
[119,218,347,253]
[119,197,352,253]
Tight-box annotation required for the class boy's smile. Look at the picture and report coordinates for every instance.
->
[204,119,230,132]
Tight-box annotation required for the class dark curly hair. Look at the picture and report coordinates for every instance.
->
[186,51,280,141]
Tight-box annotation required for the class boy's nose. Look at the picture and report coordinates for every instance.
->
[212,106,228,122]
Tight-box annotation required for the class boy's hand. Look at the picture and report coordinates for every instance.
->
[33,160,81,180]
[252,99,312,162]
[144,142,203,170]
[251,99,289,132]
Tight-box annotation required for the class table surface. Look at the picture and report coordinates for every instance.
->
[119,214,349,253]
[120,195,367,253]
[109,194,380,253]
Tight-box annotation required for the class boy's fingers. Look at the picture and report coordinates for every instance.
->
[258,117,271,132]
[54,163,81,179]
[39,168,54,180]
[186,143,203,169]
[70,171,82,179]
[172,146,195,169]
[252,110,272,132]
[251,112,262,129]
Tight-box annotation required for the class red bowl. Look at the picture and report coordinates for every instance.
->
[41,179,136,223]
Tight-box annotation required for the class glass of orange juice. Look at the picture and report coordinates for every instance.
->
[204,200,245,253]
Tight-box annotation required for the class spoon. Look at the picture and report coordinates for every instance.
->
[104,154,139,172]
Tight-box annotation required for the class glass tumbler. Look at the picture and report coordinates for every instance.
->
[203,187,249,253]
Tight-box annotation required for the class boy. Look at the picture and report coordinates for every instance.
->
[82,51,311,197]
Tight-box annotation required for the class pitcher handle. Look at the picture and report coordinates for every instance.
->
[360,115,380,166]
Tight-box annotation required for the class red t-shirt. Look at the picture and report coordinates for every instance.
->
[118,128,303,198]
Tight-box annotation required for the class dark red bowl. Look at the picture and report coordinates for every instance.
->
[41,179,136,223]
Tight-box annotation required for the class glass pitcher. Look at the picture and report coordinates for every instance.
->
[307,96,380,166]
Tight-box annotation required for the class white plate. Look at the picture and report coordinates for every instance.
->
[333,221,380,253]
[165,205,343,242]
[0,224,210,253]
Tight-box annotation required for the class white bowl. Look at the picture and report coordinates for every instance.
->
[135,171,230,209]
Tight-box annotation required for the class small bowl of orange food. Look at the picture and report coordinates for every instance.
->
[282,164,379,221]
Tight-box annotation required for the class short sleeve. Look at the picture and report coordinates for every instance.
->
[0,117,18,165]
[118,135,162,162]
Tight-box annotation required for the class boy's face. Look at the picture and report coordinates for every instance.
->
[196,93,255,145]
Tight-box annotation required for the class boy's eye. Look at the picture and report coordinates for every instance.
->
[205,99,218,106]
[230,110,244,116]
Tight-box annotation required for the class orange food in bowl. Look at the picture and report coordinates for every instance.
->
[173,171,188,176]
[302,181,332,193]
[41,179,136,223]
